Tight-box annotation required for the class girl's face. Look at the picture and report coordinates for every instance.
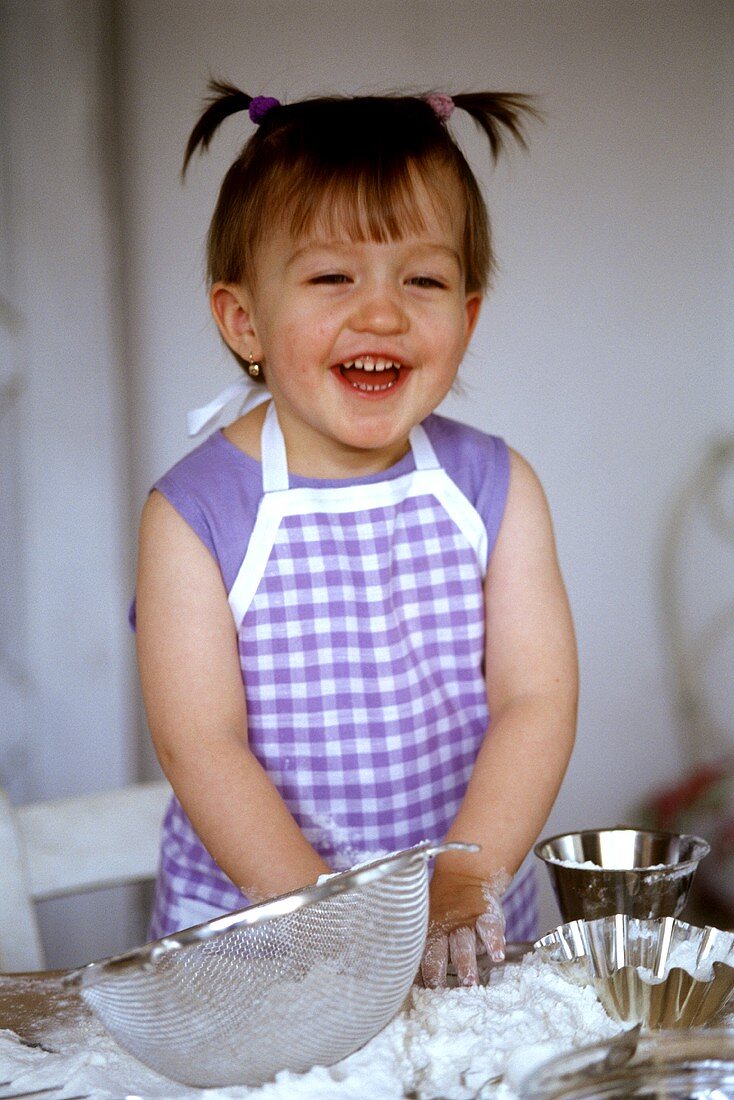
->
[212,178,482,476]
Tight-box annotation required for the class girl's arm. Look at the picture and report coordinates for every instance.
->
[136,490,330,902]
[422,448,578,986]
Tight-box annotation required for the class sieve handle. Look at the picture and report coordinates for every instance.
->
[413,840,480,861]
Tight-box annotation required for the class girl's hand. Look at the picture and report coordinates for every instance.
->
[420,869,508,988]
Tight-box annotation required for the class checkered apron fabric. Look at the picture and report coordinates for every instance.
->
[150,403,537,940]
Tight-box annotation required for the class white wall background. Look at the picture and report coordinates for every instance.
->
[1,2,141,965]
[2,0,732,963]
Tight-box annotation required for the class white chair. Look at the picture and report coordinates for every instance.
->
[0,780,170,971]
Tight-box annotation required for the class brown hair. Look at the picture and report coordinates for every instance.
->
[183,82,540,374]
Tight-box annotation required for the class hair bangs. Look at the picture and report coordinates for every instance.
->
[250,147,457,253]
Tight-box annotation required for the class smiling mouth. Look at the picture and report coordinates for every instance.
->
[338,357,403,392]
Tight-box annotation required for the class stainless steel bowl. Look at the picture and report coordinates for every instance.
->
[534,827,710,922]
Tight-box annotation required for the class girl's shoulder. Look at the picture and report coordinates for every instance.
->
[424,411,507,466]
[423,412,509,498]
[423,413,510,556]
[151,430,261,588]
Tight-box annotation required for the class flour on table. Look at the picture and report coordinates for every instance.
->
[0,953,625,1099]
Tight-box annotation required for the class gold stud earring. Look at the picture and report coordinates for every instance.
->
[247,352,261,379]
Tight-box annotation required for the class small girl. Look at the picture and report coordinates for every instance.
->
[135,82,578,988]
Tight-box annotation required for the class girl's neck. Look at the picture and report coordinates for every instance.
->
[222,402,412,479]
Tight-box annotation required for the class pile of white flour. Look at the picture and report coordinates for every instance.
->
[0,953,623,1099]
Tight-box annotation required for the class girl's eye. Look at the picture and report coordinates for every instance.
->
[309,273,351,285]
[408,276,447,289]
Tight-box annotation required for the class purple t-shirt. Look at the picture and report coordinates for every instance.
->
[142,413,510,598]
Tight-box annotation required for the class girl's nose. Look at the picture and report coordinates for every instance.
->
[350,283,408,335]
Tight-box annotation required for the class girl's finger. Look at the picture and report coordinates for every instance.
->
[449,925,479,986]
[421,929,449,988]
[476,910,505,963]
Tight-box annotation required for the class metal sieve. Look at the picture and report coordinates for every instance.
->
[63,840,473,1088]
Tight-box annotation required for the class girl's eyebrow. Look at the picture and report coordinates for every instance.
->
[286,240,462,268]
[285,242,341,267]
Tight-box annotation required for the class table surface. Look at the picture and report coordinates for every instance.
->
[0,970,86,1049]
[0,945,535,1099]
[0,942,535,1048]
[4,943,728,1100]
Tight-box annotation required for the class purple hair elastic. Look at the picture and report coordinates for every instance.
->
[248,95,281,124]
[425,93,455,121]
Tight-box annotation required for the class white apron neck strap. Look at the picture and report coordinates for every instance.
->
[186,377,272,438]
[409,423,441,470]
[261,401,290,492]
[260,413,439,492]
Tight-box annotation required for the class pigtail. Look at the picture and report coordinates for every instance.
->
[452,92,542,161]
[182,79,253,178]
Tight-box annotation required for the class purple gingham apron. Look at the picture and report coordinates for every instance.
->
[150,401,537,940]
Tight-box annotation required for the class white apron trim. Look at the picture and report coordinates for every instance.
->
[227,404,488,628]
[261,399,290,492]
[259,400,441,492]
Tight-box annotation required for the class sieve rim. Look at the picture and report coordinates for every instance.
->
[63,839,477,988]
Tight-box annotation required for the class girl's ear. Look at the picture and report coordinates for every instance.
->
[210,283,263,360]
[464,292,483,346]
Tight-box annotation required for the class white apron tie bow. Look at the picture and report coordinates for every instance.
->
[186,376,271,438]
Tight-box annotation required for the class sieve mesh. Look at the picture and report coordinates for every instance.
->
[66,842,464,1088]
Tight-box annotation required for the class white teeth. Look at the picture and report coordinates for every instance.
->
[339,357,401,392]
[353,379,396,392]
[343,357,397,373]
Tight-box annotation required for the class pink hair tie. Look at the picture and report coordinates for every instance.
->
[426,93,455,121]
[248,95,281,124]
